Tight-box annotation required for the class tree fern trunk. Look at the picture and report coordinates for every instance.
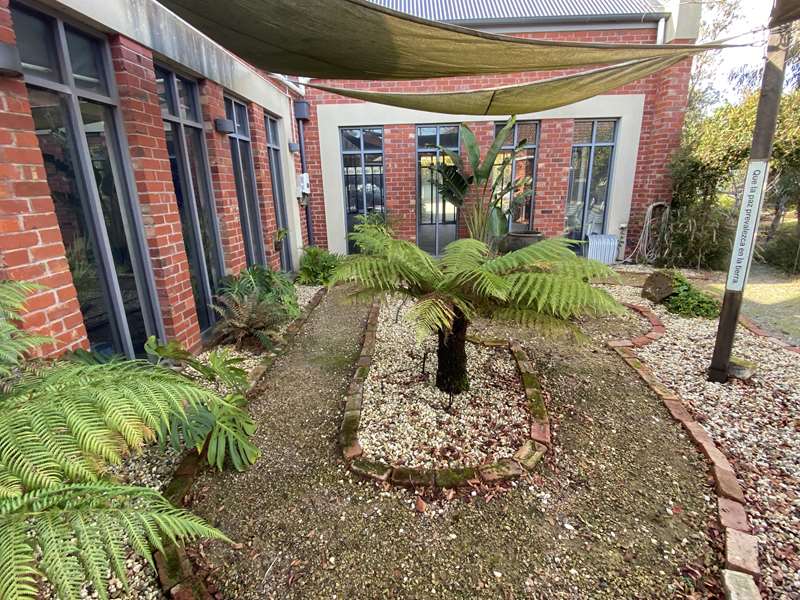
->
[435,311,469,395]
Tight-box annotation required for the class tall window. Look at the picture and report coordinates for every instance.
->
[565,120,617,241]
[417,124,459,255]
[493,121,539,232]
[265,115,292,271]
[156,65,225,334]
[340,127,384,254]
[13,2,160,357]
[225,96,265,266]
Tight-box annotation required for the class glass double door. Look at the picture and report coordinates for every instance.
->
[565,120,617,242]
[417,125,459,256]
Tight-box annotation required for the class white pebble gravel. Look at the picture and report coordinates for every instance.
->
[605,283,800,598]
[359,297,529,470]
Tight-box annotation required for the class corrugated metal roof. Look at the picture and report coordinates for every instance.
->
[368,0,667,23]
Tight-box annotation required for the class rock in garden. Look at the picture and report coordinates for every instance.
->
[642,270,676,303]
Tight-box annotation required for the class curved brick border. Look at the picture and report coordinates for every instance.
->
[154,287,328,600]
[738,314,800,355]
[339,299,550,489]
[610,303,762,600]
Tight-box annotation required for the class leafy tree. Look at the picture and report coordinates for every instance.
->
[0,280,234,599]
[432,116,533,246]
[331,223,619,394]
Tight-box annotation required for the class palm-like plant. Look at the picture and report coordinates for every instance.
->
[331,223,620,395]
[433,116,533,246]
[0,280,230,599]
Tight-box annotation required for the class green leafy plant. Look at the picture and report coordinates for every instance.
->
[145,337,260,471]
[297,246,340,285]
[761,222,800,274]
[331,223,620,394]
[220,265,300,318]
[433,116,533,247]
[0,281,228,599]
[212,292,288,350]
[662,272,720,318]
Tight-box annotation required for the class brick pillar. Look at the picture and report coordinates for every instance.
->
[109,35,201,351]
[383,124,417,242]
[199,81,248,274]
[0,0,87,355]
[534,119,574,237]
[247,104,281,270]
[627,51,693,249]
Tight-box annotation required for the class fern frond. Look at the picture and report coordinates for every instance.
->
[0,281,43,320]
[406,296,455,340]
[0,482,228,600]
[493,308,586,341]
[484,237,577,274]
[507,273,621,318]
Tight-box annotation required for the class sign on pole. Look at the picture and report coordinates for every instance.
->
[725,160,769,292]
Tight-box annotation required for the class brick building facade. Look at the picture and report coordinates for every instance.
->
[0,0,698,358]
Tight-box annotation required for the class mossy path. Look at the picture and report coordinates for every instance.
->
[188,287,720,599]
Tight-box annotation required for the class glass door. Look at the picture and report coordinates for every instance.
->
[266,115,292,271]
[417,125,459,255]
[340,127,384,254]
[565,120,617,242]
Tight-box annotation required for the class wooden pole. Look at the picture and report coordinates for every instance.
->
[708,1,791,382]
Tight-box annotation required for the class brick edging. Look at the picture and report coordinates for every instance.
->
[738,314,800,355]
[610,303,762,599]
[154,287,328,599]
[339,299,550,489]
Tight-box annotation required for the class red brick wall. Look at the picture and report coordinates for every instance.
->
[303,27,693,251]
[0,0,87,355]
[383,124,417,241]
[109,35,202,351]
[199,81,248,275]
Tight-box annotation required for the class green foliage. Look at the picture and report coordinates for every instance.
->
[145,337,260,471]
[662,272,720,318]
[0,281,49,379]
[220,265,300,318]
[656,199,737,271]
[212,293,288,350]
[0,283,229,599]
[761,223,800,274]
[0,482,227,600]
[297,246,340,285]
[333,223,620,341]
[433,116,533,245]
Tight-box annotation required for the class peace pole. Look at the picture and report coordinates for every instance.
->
[707,2,790,383]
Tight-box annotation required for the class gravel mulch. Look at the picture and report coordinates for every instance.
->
[185,286,720,599]
[605,283,800,598]
[359,296,528,469]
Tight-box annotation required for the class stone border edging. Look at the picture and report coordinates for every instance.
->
[154,287,328,600]
[610,303,763,600]
[738,314,800,355]
[339,298,550,489]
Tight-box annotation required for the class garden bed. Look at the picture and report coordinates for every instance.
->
[340,297,552,488]
[603,282,800,598]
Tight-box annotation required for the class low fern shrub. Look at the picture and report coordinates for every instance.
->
[220,265,300,317]
[211,293,289,350]
[662,272,720,318]
[0,280,242,599]
[297,246,340,285]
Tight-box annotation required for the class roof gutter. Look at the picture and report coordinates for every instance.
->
[446,12,670,28]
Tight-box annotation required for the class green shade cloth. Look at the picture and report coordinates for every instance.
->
[770,2,800,28]
[309,56,688,115]
[160,0,714,80]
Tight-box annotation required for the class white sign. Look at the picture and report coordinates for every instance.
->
[726,159,769,291]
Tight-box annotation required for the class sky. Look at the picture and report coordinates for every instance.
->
[706,0,773,103]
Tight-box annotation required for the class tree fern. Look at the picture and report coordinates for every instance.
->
[0,482,228,600]
[331,223,620,393]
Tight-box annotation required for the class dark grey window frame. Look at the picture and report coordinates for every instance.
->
[495,120,541,232]
[265,114,292,271]
[565,119,618,241]
[156,63,226,334]
[225,95,266,267]
[416,124,460,256]
[339,126,384,255]
[13,0,165,357]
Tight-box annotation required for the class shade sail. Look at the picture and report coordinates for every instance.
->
[160,0,715,80]
[309,56,689,115]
